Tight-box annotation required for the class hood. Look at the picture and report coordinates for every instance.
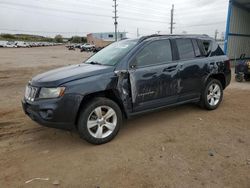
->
[31,63,114,87]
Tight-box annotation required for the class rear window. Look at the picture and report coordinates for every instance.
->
[176,39,195,60]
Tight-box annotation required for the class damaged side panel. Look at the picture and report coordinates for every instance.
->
[128,63,180,112]
[115,70,133,114]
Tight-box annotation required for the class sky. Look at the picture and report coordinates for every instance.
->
[0,0,229,38]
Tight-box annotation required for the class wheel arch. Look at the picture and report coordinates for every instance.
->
[206,73,226,89]
[74,90,127,128]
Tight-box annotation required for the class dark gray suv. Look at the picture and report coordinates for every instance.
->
[22,35,231,144]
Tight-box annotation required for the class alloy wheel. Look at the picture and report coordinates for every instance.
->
[207,83,221,106]
[87,106,117,139]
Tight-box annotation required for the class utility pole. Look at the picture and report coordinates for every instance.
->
[214,29,219,40]
[170,4,175,34]
[112,0,118,41]
[137,28,140,37]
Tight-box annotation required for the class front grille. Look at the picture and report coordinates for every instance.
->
[25,85,38,101]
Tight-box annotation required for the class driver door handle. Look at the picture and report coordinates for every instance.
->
[163,65,177,72]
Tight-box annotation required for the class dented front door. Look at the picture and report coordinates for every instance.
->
[129,63,179,112]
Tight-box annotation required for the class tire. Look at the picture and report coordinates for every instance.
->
[235,74,243,82]
[77,97,122,145]
[200,79,223,110]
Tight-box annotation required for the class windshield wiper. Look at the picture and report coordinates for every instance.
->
[87,61,102,65]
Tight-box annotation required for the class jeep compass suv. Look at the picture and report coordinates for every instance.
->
[22,35,231,144]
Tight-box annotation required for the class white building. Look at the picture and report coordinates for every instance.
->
[87,32,127,47]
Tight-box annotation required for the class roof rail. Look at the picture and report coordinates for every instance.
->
[138,34,162,42]
[138,34,211,43]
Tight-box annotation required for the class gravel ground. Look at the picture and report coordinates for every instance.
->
[0,46,249,188]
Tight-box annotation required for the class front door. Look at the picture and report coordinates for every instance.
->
[128,39,179,112]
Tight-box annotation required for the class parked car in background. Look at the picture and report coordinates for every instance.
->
[0,40,8,47]
[80,43,95,52]
[22,34,231,144]
[93,46,104,53]
[5,41,17,48]
[16,41,30,48]
[0,41,61,48]
[74,44,82,49]
[68,46,75,50]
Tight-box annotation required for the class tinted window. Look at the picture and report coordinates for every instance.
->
[192,39,201,57]
[134,40,172,67]
[176,39,195,60]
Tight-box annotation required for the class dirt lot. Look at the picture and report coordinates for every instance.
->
[0,46,249,188]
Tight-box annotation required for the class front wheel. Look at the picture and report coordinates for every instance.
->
[78,97,122,145]
[200,79,223,110]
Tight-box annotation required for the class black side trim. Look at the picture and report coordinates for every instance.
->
[127,98,200,118]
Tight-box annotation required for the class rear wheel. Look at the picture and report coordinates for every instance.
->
[200,79,223,110]
[78,97,122,145]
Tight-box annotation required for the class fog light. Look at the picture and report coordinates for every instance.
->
[40,109,53,119]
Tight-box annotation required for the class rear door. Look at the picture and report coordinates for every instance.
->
[175,38,207,101]
[128,39,179,112]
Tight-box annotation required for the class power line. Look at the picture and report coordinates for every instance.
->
[0,0,228,37]
[0,1,170,24]
[34,0,170,19]
[31,0,227,19]
[0,1,112,18]
[0,5,111,26]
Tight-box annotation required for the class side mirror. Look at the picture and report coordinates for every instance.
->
[130,59,137,69]
[114,69,128,76]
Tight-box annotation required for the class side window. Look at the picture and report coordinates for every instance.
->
[192,39,202,57]
[133,40,172,67]
[176,39,195,60]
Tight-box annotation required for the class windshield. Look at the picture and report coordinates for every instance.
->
[85,39,138,66]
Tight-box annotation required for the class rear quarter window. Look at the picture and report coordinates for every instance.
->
[200,40,225,57]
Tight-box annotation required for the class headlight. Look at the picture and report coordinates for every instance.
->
[39,87,65,99]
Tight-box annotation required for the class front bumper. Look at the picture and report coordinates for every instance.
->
[22,94,83,130]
